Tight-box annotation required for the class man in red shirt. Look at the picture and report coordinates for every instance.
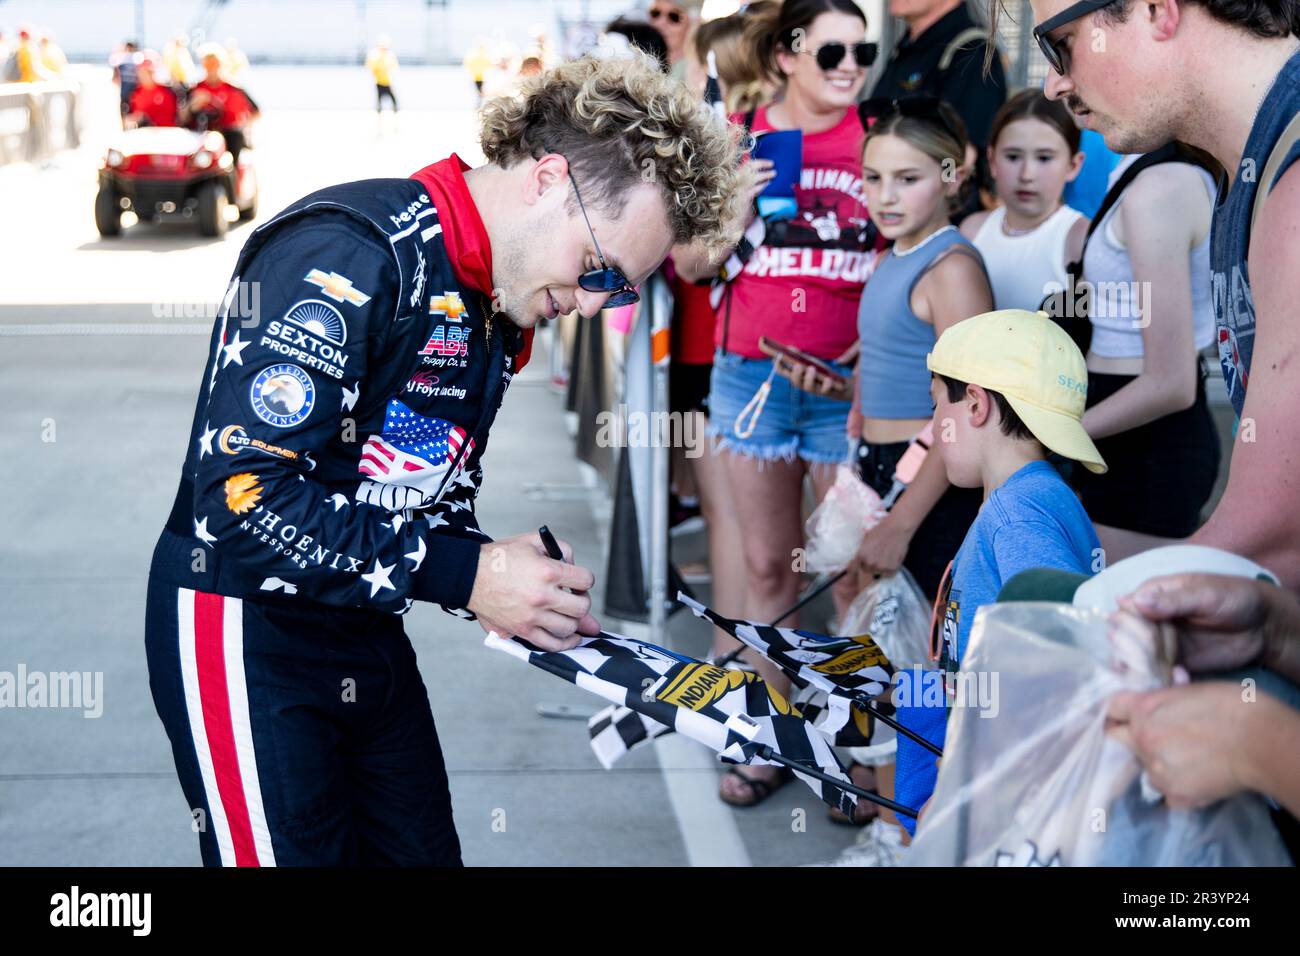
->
[125,58,178,127]
[185,47,258,163]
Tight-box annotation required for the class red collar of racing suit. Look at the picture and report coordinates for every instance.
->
[410,153,532,372]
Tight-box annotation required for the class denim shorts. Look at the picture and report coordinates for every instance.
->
[706,350,853,466]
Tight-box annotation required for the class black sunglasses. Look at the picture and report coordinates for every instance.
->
[800,40,878,71]
[649,6,683,24]
[858,95,960,141]
[569,173,640,308]
[1033,0,1115,76]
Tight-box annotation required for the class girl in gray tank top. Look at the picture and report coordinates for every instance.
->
[851,99,992,599]
[856,226,983,419]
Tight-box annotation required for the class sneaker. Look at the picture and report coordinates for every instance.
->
[805,819,907,867]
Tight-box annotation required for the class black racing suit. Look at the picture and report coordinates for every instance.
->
[145,176,523,865]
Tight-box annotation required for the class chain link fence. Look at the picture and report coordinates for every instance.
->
[985,0,1052,90]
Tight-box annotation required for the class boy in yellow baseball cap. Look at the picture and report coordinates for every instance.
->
[890,310,1105,838]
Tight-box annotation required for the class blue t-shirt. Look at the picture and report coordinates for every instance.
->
[1064,129,1119,220]
[893,460,1100,834]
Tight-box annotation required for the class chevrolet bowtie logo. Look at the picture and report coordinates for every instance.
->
[304,269,372,306]
[429,292,466,321]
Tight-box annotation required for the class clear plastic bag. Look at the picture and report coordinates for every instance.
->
[803,463,884,573]
[906,602,1292,867]
[839,570,932,766]
[839,569,932,671]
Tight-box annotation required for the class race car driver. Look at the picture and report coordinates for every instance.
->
[145,54,743,866]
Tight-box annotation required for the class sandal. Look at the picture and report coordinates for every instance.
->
[828,763,880,827]
[718,766,793,808]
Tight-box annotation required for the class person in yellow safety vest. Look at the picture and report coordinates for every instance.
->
[366,36,399,114]
[15,28,52,83]
[225,39,249,81]
[463,40,491,100]
[39,33,68,75]
[164,34,196,88]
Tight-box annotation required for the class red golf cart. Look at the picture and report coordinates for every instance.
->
[94,125,258,238]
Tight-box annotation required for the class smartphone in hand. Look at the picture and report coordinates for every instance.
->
[758,336,850,388]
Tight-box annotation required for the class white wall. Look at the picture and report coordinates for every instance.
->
[0,0,632,64]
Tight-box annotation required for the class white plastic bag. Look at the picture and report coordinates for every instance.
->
[906,602,1291,866]
[840,570,932,765]
[803,463,885,573]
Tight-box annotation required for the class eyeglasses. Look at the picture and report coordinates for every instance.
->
[1033,0,1116,76]
[649,6,683,24]
[858,95,961,142]
[800,41,878,71]
[569,173,640,308]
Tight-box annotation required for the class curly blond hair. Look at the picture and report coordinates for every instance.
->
[480,53,745,253]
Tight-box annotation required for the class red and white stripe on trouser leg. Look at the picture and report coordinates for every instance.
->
[176,588,276,866]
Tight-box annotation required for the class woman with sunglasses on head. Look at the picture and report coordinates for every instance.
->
[675,0,880,810]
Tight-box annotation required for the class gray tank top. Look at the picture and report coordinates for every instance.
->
[858,226,984,418]
[1211,47,1300,417]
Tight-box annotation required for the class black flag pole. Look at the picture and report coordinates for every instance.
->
[703,437,947,761]
[754,745,918,819]
[705,572,944,758]
[711,568,848,669]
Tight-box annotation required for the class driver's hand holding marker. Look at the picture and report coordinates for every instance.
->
[467,527,600,651]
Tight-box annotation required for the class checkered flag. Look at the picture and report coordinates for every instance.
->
[791,684,875,748]
[486,630,860,817]
[585,658,757,769]
[678,593,895,742]
[586,706,670,770]
[486,632,762,760]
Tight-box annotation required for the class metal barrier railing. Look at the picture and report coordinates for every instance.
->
[0,80,83,165]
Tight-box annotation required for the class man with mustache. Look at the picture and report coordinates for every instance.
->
[1012,0,1300,587]
[983,0,1300,862]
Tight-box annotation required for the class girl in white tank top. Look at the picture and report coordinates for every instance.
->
[960,90,1089,311]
